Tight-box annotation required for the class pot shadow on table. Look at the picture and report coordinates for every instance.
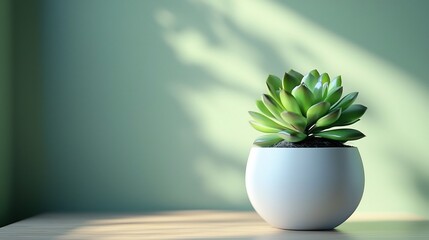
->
[250,220,429,240]
[250,229,349,240]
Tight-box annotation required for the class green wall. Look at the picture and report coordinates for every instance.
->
[41,0,234,211]
[11,0,44,221]
[0,0,12,226]
[1,0,428,222]
[39,0,429,216]
[0,0,44,226]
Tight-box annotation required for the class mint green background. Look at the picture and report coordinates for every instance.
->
[1,0,429,225]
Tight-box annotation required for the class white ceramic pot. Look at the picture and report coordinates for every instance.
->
[246,147,364,230]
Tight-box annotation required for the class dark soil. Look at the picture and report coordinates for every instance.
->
[273,137,352,148]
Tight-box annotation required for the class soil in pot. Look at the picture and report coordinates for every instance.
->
[272,137,353,148]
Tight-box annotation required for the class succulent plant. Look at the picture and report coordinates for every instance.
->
[249,69,366,147]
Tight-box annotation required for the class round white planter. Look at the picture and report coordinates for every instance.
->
[246,147,364,230]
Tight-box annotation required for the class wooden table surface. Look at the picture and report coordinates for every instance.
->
[0,211,428,239]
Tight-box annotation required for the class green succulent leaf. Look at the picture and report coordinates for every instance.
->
[325,86,343,105]
[331,92,358,111]
[262,94,283,119]
[314,128,365,142]
[283,72,301,93]
[291,84,315,116]
[253,134,283,147]
[250,69,366,145]
[334,104,367,126]
[310,69,320,78]
[256,99,274,118]
[266,75,282,102]
[319,73,330,85]
[278,130,307,143]
[280,111,307,132]
[315,108,342,128]
[312,81,323,101]
[288,69,304,81]
[327,75,342,95]
[337,118,360,127]
[248,111,285,129]
[301,73,318,91]
[322,82,329,99]
[249,121,281,133]
[306,101,331,127]
[279,90,301,115]
[312,73,329,101]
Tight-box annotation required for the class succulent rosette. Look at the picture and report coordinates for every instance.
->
[249,69,367,147]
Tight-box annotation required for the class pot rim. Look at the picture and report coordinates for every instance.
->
[251,146,358,149]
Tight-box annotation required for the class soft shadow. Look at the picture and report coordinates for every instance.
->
[23,0,429,220]
[250,229,350,240]
[160,0,429,217]
[279,0,429,89]
[10,0,44,223]
[39,0,250,213]
[389,150,429,214]
[338,220,429,240]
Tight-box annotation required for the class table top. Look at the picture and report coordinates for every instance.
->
[0,211,428,240]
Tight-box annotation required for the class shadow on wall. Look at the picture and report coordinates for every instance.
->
[0,0,12,227]
[156,0,429,216]
[19,0,428,217]
[283,0,429,90]
[41,0,251,212]
[10,0,44,223]
[391,150,429,212]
